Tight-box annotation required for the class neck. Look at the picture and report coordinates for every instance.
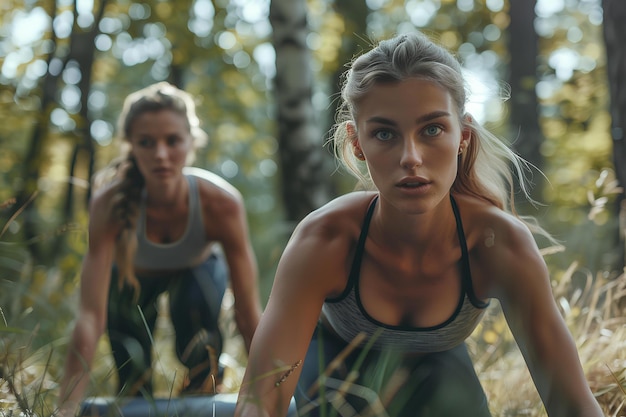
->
[371,196,457,250]
[145,176,188,207]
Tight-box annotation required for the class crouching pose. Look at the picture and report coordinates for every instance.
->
[234,32,603,417]
[58,82,262,417]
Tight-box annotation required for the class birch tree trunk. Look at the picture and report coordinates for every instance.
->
[270,0,334,223]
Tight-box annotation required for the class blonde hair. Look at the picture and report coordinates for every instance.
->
[93,82,208,295]
[332,32,540,223]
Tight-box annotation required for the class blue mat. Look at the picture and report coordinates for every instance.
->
[79,394,299,416]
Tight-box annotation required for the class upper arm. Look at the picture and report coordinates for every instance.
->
[213,193,256,279]
[196,173,262,348]
[238,214,350,416]
[194,170,252,265]
[77,191,118,332]
[483,216,598,415]
[200,178,259,300]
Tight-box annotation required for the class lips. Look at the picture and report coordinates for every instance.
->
[153,167,171,175]
[397,176,429,188]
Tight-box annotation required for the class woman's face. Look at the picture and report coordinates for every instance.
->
[128,109,193,186]
[352,78,469,214]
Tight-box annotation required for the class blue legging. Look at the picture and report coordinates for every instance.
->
[295,323,492,417]
[107,252,227,396]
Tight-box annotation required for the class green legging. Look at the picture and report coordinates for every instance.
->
[107,252,227,397]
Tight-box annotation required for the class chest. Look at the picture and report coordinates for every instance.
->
[144,205,191,244]
[356,240,466,328]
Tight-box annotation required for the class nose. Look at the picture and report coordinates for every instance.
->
[400,139,423,169]
[154,141,168,159]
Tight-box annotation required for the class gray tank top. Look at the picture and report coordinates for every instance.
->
[134,175,213,270]
[321,195,490,352]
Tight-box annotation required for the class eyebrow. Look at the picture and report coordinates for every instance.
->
[365,110,452,126]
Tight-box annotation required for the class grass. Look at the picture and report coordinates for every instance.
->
[0,195,625,417]
[470,264,626,416]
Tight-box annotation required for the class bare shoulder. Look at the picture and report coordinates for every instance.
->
[453,194,546,297]
[293,191,377,241]
[88,183,121,221]
[86,183,123,241]
[185,167,243,211]
[89,181,116,207]
[292,192,375,260]
[279,191,378,298]
[185,166,241,197]
[454,194,535,248]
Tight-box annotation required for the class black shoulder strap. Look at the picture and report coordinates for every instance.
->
[450,194,488,307]
[327,195,378,302]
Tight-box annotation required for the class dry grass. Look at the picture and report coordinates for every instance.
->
[1,188,625,416]
[73,288,249,400]
[470,263,626,416]
[0,290,247,416]
[143,260,626,417]
[1,268,625,417]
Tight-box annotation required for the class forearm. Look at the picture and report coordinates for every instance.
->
[575,401,605,417]
[544,392,604,417]
[235,375,295,417]
[57,320,101,416]
[58,356,90,416]
[230,263,262,352]
[234,396,271,417]
[528,333,604,417]
[234,310,309,417]
[234,303,261,352]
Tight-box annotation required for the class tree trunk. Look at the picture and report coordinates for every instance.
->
[270,0,334,223]
[64,0,107,216]
[328,0,369,193]
[507,0,544,208]
[329,0,369,127]
[54,1,107,258]
[11,0,62,260]
[12,0,106,260]
[602,0,626,267]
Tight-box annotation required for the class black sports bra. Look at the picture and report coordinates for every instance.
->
[321,194,490,352]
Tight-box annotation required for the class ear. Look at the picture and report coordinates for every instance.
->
[459,114,472,155]
[347,122,365,161]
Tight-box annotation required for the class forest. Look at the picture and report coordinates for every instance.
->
[1,0,625,416]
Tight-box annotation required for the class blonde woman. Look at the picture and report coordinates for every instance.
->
[58,82,262,416]
[234,33,603,417]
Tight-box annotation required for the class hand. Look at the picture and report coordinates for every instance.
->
[54,400,80,417]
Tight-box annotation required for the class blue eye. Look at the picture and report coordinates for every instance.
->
[424,125,442,136]
[374,130,394,141]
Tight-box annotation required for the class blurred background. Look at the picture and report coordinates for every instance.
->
[1,0,625,416]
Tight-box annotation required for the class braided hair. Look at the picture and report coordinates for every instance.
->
[93,82,208,296]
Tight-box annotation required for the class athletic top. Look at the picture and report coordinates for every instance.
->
[321,195,490,352]
[134,175,213,270]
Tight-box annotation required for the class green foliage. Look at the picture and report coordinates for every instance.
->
[0,198,79,416]
[0,0,624,415]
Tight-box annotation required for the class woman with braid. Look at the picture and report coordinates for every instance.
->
[234,32,603,417]
[58,82,262,417]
